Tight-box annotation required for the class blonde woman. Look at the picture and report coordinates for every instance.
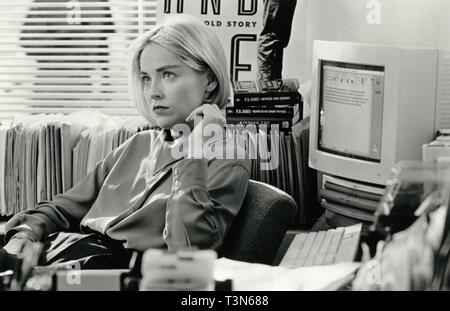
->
[0,15,250,271]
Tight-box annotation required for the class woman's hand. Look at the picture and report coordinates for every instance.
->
[183,104,226,158]
[186,103,225,129]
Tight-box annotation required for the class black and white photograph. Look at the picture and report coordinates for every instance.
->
[0,0,450,305]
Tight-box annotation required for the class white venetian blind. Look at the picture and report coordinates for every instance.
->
[0,0,157,120]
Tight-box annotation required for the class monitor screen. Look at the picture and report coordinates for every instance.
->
[318,60,385,162]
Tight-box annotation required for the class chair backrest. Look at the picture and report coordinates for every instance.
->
[218,179,297,265]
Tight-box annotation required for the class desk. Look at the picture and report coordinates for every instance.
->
[47,259,360,291]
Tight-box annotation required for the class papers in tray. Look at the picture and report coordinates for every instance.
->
[214,257,360,291]
[0,112,151,216]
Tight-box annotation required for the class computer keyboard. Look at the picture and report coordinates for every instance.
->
[279,223,362,269]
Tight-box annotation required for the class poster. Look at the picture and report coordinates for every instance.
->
[156,0,263,82]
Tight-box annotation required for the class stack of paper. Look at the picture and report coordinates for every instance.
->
[214,257,360,291]
[0,111,151,216]
[0,125,7,216]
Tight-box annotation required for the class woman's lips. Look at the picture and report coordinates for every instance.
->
[153,106,169,114]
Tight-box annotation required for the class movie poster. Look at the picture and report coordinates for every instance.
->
[156,0,263,82]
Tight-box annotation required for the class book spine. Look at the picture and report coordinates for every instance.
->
[232,79,300,93]
[226,118,292,132]
[233,92,301,107]
[226,107,294,118]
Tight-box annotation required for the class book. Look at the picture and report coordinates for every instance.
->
[232,79,302,107]
[226,106,294,119]
[233,79,300,94]
[226,118,292,133]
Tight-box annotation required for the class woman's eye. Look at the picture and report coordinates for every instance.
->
[142,76,151,84]
[162,72,174,79]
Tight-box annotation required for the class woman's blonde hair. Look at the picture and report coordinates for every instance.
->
[127,15,230,123]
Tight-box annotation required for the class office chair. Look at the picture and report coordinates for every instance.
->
[219,179,297,265]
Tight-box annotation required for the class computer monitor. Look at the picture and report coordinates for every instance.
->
[309,40,447,186]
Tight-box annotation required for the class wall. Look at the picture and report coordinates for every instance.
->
[304,0,450,79]
[283,0,308,82]
[282,0,450,114]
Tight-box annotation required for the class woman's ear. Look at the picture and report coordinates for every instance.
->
[203,70,218,103]
[203,75,218,103]
[205,79,217,93]
[205,69,218,92]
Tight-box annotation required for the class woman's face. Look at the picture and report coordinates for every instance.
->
[139,42,210,129]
